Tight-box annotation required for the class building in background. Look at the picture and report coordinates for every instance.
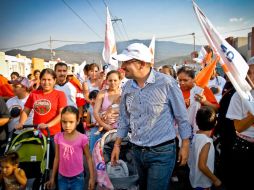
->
[226,26,254,61]
[248,27,254,59]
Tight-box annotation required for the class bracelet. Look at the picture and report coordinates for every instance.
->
[114,144,121,148]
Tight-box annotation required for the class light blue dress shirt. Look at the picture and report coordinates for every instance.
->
[117,69,191,146]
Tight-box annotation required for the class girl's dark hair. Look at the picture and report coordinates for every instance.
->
[89,90,99,100]
[40,68,56,80]
[11,72,19,78]
[106,70,120,79]
[61,106,79,121]
[196,106,217,131]
[177,66,195,79]
[33,69,41,75]
[1,152,19,165]
[27,73,33,79]
[83,64,90,73]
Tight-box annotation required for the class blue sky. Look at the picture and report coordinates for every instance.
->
[1,0,254,51]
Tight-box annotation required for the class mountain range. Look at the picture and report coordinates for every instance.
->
[6,40,201,67]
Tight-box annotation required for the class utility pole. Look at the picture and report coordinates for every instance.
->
[192,33,196,51]
[111,17,122,24]
[49,36,54,61]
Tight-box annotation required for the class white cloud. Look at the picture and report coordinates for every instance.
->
[229,17,243,22]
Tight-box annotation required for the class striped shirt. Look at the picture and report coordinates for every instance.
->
[117,69,191,146]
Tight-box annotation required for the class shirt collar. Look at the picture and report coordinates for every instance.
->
[131,68,156,89]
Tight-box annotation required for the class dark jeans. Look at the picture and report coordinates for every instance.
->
[227,136,254,190]
[132,140,176,190]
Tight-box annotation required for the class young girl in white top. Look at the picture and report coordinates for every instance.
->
[188,106,221,190]
[45,106,95,190]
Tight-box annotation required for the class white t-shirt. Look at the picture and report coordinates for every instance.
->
[208,76,226,103]
[6,96,34,132]
[188,133,215,188]
[226,90,254,138]
[55,82,77,107]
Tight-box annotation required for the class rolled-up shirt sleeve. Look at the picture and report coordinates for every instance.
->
[168,81,192,139]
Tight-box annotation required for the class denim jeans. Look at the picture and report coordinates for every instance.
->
[132,141,176,190]
[58,172,84,190]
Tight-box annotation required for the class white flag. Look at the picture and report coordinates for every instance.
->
[149,36,155,66]
[102,7,118,71]
[193,46,207,64]
[193,1,253,107]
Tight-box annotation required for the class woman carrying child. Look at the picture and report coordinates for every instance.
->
[93,70,121,134]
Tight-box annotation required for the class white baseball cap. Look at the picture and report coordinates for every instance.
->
[113,43,152,63]
[8,77,33,89]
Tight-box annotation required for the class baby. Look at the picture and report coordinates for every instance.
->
[94,103,120,135]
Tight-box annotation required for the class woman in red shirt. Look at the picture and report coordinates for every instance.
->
[177,66,219,110]
[16,68,67,136]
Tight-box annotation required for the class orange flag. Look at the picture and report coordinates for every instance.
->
[195,56,220,89]
[0,74,14,98]
[69,76,82,91]
[202,51,212,67]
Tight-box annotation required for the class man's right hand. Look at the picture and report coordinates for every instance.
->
[15,123,23,130]
[111,145,120,166]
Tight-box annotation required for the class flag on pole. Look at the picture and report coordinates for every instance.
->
[149,36,155,66]
[192,1,253,108]
[195,56,220,89]
[193,46,207,64]
[202,50,213,66]
[193,46,213,68]
[102,6,118,71]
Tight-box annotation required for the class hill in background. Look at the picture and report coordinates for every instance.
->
[6,40,201,67]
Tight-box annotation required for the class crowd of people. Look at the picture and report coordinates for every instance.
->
[0,42,254,190]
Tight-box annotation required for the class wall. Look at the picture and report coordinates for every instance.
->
[31,58,44,73]
[0,52,9,78]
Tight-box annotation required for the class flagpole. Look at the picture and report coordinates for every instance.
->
[246,75,254,89]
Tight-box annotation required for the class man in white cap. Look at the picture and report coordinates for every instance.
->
[111,43,191,190]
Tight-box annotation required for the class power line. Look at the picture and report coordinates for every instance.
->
[102,0,107,7]
[111,17,129,41]
[52,39,87,43]
[0,39,89,51]
[121,21,130,41]
[112,18,125,41]
[222,27,252,34]
[85,0,104,24]
[157,33,194,40]
[61,0,103,40]
[0,40,49,51]
[1,26,252,51]
[102,0,129,41]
